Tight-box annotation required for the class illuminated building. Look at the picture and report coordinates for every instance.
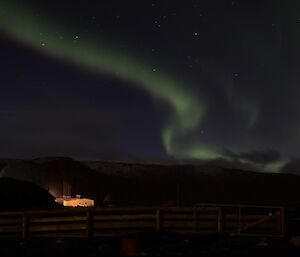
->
[56,194,94,207]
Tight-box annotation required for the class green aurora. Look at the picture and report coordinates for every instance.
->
[0,1,221,160]
[0,1,290,172]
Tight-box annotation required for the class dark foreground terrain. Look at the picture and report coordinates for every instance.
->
[2,157,300,207]
[1,235,300,257]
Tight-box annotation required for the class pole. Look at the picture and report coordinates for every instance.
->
[156,209,163,234]
[238,206,242,235]
[22,213,29,241]
[86,210,93,240]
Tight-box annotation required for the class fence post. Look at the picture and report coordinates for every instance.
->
[156,209,163,234]
[277,208,284,236]
[281,207,285,236]
[238,206,242,235]
[86,209,94,240]
[217,207,224,233]
[22,213,29,241]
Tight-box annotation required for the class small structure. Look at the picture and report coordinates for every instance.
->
[103,193,113,206]
[56,194,94,207]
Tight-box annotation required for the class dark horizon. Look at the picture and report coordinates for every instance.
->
[1,155,300,177]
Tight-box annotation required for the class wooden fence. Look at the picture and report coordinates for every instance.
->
[0,204,284,240]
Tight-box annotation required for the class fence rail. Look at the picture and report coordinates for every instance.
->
[0,204,284,240]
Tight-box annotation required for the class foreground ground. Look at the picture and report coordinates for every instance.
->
[1,235,300,256]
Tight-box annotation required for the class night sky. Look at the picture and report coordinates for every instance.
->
[1,0,300,172]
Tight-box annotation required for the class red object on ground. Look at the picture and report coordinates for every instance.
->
[121,238,141,256]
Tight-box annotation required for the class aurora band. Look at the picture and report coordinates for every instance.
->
[0,1,222,160]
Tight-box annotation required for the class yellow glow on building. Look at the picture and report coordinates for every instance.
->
[56,195,94,207]
[63,198,94,207]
